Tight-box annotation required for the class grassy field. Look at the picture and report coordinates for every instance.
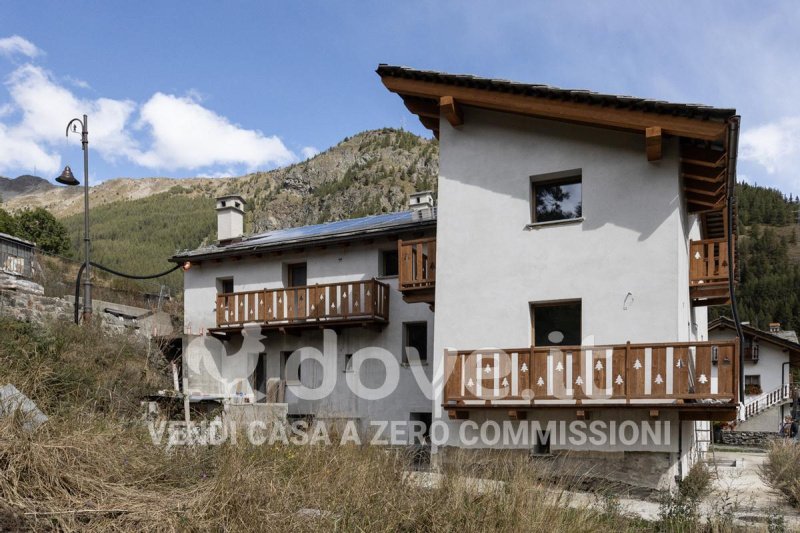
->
[0,317,762,531]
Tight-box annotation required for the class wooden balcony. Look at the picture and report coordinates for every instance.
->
[444,340,739,420]
[398,237,436,306]
[212,279,389,334]
[690,238,731,306]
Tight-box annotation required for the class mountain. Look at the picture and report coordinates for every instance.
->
[0,174,56,201]
[9,129,437,291]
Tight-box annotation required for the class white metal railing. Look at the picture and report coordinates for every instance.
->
[742,383,791,420]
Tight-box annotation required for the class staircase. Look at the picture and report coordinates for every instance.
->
[740,384,792,421]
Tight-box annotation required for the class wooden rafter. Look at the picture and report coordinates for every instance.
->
[646,127,662,161]
[380,75,728,140]
[439,95,463,127]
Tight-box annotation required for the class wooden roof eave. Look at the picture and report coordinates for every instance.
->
[380,75,729,141]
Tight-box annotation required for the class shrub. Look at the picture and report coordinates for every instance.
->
[760,441,800,507]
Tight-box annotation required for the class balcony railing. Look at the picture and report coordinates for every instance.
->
[690,238,731,306]
[444,340,739,409]
[398,237,436,305]
[215,279,389,329]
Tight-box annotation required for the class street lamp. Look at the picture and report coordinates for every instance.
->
[56,114,92,322]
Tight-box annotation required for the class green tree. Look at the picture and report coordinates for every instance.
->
[0,208,16,235]
[13,207,70,255]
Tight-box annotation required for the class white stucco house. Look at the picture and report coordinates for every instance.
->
[710,317,799,432]
[172,66,743,488]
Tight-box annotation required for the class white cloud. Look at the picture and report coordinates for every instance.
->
[0,35,41,59]
[301,146,320,159]
[0,122,60,175]
[0,49,299,177]
[131,93,296,171]
[740,117,800,192]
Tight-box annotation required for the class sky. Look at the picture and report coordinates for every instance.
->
[0,1,798,195]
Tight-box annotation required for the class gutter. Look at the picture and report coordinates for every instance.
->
[725,115,745,407]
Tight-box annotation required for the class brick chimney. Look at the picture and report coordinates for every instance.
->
[216,195,246,243]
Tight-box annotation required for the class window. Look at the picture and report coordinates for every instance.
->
[531,301,581,347]
[409,412,432,444]
[533,429,551,455]
[281,350,300,383]
[403,322,428,364]
[344,353,354,372]
[380,249,399,277]
[531,171,582,223]
[744,375,762,395]
[287,263,307,287]
[216,277,234,294]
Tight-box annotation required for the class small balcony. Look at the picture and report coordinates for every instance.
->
[398,237,436,306]
[444,340,739,420]
[690,238,731,306]
[212,279,389,334]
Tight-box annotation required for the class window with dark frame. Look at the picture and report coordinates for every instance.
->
[217,277,234,294]
[403,322,428,364]
[287,263,307,287]
[531,301,582,347]
[281,350,300,382]
[380,249,399,277]
[531,173,582,223]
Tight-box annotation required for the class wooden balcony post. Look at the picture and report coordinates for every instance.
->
[625,341,631,402]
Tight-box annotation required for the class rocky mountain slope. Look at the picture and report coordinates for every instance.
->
[7,129,437,292]
[6,128,438,232]
[0,174,55,201]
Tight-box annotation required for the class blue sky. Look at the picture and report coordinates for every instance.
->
[1,1,798,195]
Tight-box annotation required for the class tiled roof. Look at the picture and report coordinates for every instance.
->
[172,209,436,261]
[376,65,736,121]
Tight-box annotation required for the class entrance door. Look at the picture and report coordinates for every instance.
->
[252,352,267,402]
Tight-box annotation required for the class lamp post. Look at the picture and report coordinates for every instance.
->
[56,114,92,322]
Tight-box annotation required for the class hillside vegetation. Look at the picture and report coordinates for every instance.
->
[711,183,800,331]
[50,128,437,292]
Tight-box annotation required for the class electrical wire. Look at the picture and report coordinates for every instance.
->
[73,261,181,324]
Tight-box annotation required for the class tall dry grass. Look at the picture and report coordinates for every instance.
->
[760,440,800,508]
[0,316,647,531]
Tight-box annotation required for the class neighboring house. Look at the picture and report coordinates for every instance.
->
[173,66,742,489]
[173,194,436,435]
[710,317,800,432]
[0,232,35,279]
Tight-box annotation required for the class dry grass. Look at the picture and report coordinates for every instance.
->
[1,417,645,532]
[0,316,649,531]
[760,440,800,508]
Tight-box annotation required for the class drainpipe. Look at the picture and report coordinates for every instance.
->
[781,361,791,419]
[725,116,745,407]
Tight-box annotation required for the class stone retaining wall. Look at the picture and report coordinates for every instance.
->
[719,430,782,447]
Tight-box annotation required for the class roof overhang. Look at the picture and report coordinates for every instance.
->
[171,218,436,264]
[377,64,740,240]
[710,317,800,356]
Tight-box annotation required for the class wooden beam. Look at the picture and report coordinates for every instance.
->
[646,127,662,161]
[448,410,469,420]
[649,409,660,419]
[381,75,728,140]
[418,115,439,130]
[680,145,727,168]
[681,164,726,183]
[508,410,527,420]
[403,96,440,118]
[439,95,463,127]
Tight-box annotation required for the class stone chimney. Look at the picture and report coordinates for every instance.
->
[769,322,781,333]
[216,195,246,243]
[409,191,435,221]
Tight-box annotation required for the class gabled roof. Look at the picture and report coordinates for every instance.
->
[710,317,800,355]
[377,65,736,122]
[377,64,739,239]
[171,209,436,262]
